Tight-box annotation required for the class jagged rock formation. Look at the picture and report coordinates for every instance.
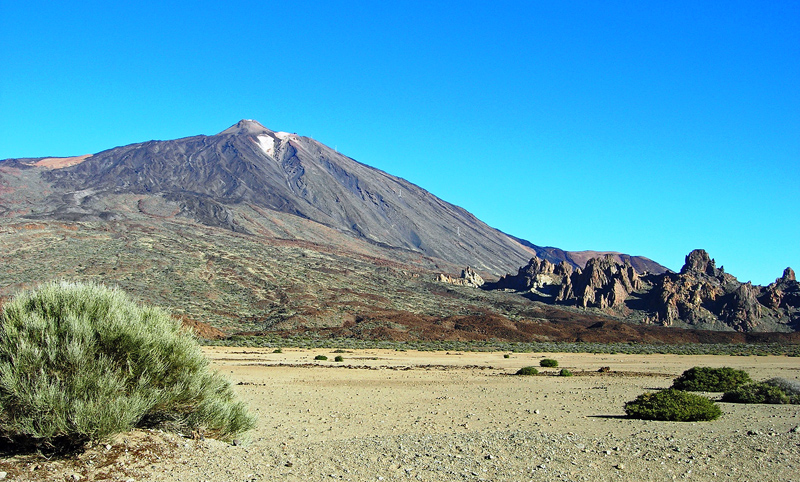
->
[649,249,743,327]
[489,254,641,310]
[643,249,799,331]
[569,255,642,310]
[436,267,485,288]
[487,249,800,332]
[760,268,800,310]
[492,257,572,292]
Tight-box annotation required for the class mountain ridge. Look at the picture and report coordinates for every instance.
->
[0,120,796,337]
[5,119,666,277]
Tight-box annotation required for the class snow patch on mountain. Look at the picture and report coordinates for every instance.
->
[255,135,275,156]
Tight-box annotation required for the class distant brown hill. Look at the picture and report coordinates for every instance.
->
[508,235,668,275]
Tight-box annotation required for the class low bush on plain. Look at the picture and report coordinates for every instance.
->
[722,378,800,404]
[314,355,328,361]
[515,366,538,376]
[0,281,255,450]
[539,359,558,368]
[559,368,573,377]
[624,389,722,421]
[334,355,344,362]
[764,377,800,398]
[671,367,751,392]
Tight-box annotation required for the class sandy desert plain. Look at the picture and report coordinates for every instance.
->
[1,348,799,482]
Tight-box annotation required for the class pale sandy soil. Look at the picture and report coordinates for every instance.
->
[2,349,799,481]
[33,155,92,169]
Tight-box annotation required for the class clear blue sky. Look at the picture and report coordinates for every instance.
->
[1,1,798,285]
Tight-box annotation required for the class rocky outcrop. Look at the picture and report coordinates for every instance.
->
[487,248,800,333]
[489,254,641,310]
[720,282,763,331]
[436,267,485,288]
[681,248,719,276]
[570,255,642,309]
[489,257,572,298]
[649,250,736,327]
[646,250,798,332]
[760,267,800,310]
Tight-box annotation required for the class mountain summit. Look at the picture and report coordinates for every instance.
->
[31,120,535,274]
[9,120,665,277]
[219,119,273,135]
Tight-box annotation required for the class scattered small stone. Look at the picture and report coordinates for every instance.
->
[790,426,800,433]
[105,444,112,451]
[0,471,7,480]
[484,454,494,460]
[285,462,293,467]
[232,439,241,446]
[533,409,540,414]
[70,474,83,481]
[615,463,625,470]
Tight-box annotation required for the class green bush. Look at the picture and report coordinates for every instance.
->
[671,367,751,392]
[272,348,283,353]
[764,377,800,399]
[0,281,255,449]
[721,381,799,404]
[539,359,558,368]
[314,355,328,361]
[334,355,344,362]
[515,366,538,376]
[624,389,722,421]
[559,368,573,377]
[503,354,510,359]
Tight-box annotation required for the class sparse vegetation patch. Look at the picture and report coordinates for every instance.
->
[624,389,722,421]
[671,367,751,392]
[206,337,800,357]
[0,281,255,450]
[722,378,800,404]
[516,366,539,376]
[540,358,558,368]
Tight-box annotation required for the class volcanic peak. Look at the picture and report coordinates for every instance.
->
[219,119,274,136]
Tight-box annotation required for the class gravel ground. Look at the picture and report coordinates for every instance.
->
[2,349,799,481]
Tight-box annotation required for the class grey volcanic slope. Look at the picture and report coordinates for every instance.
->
[39,120,538,275]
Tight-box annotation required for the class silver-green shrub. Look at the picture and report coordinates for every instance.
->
[0,281,255,449]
